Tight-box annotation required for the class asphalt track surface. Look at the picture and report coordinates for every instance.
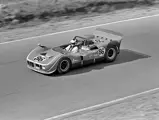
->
[1,16,159,120]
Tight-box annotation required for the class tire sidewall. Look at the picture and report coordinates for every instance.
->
[104,45,117,62]
[57,57,71,74]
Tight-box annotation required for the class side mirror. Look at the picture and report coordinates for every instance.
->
[38,43,46,48]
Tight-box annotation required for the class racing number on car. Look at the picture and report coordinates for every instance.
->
[98,47,105,56]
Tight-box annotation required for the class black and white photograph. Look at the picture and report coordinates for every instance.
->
[0,0,159,120]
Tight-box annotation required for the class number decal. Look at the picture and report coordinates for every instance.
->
[98,47,105,56]
[34,55,46,61]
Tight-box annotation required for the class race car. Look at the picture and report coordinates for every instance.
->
[26,28,123,74]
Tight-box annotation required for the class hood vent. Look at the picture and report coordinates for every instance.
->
[40,52,47,56]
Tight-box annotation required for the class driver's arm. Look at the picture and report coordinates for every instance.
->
[71,46,78,53]
[65,44,71,51]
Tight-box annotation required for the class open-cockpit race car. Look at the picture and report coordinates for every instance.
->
[26,28,123,74]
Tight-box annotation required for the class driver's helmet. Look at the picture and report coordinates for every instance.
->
[70,39,77,44]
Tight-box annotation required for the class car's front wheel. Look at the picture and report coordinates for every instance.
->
[57,57,71,74]
[104,45,118,62]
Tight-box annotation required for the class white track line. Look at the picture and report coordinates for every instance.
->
[44,87,159,120]
[1,14,159,45]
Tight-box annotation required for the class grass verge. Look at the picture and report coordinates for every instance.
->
[0,0,157,29]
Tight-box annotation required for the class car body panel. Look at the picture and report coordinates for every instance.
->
[26,28,123,74]
[27,47,62,65]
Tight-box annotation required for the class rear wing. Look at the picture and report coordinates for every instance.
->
[94,28,123,41]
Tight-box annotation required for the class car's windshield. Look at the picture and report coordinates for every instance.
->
[52,46,68,54]
[74,36,86,42]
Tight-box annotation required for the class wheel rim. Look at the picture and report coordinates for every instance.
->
[60,60,69,72]
[107,48,116,60]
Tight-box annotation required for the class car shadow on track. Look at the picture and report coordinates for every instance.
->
[52,49,150,77]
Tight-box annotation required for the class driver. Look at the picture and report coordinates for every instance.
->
[65,39,79,53]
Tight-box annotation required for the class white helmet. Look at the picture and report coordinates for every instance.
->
[70,39,76,43]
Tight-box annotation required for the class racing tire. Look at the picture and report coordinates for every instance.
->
[104,45,118,62]
[57,57,71,74]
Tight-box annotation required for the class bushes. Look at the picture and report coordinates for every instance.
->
[0,1,37,25]
[0,0,157,27]
[36,0,157,16]
[144,0,156,5]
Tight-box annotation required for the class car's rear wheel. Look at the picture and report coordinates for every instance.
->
[57,57,71,74]
[104,45,117,62]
